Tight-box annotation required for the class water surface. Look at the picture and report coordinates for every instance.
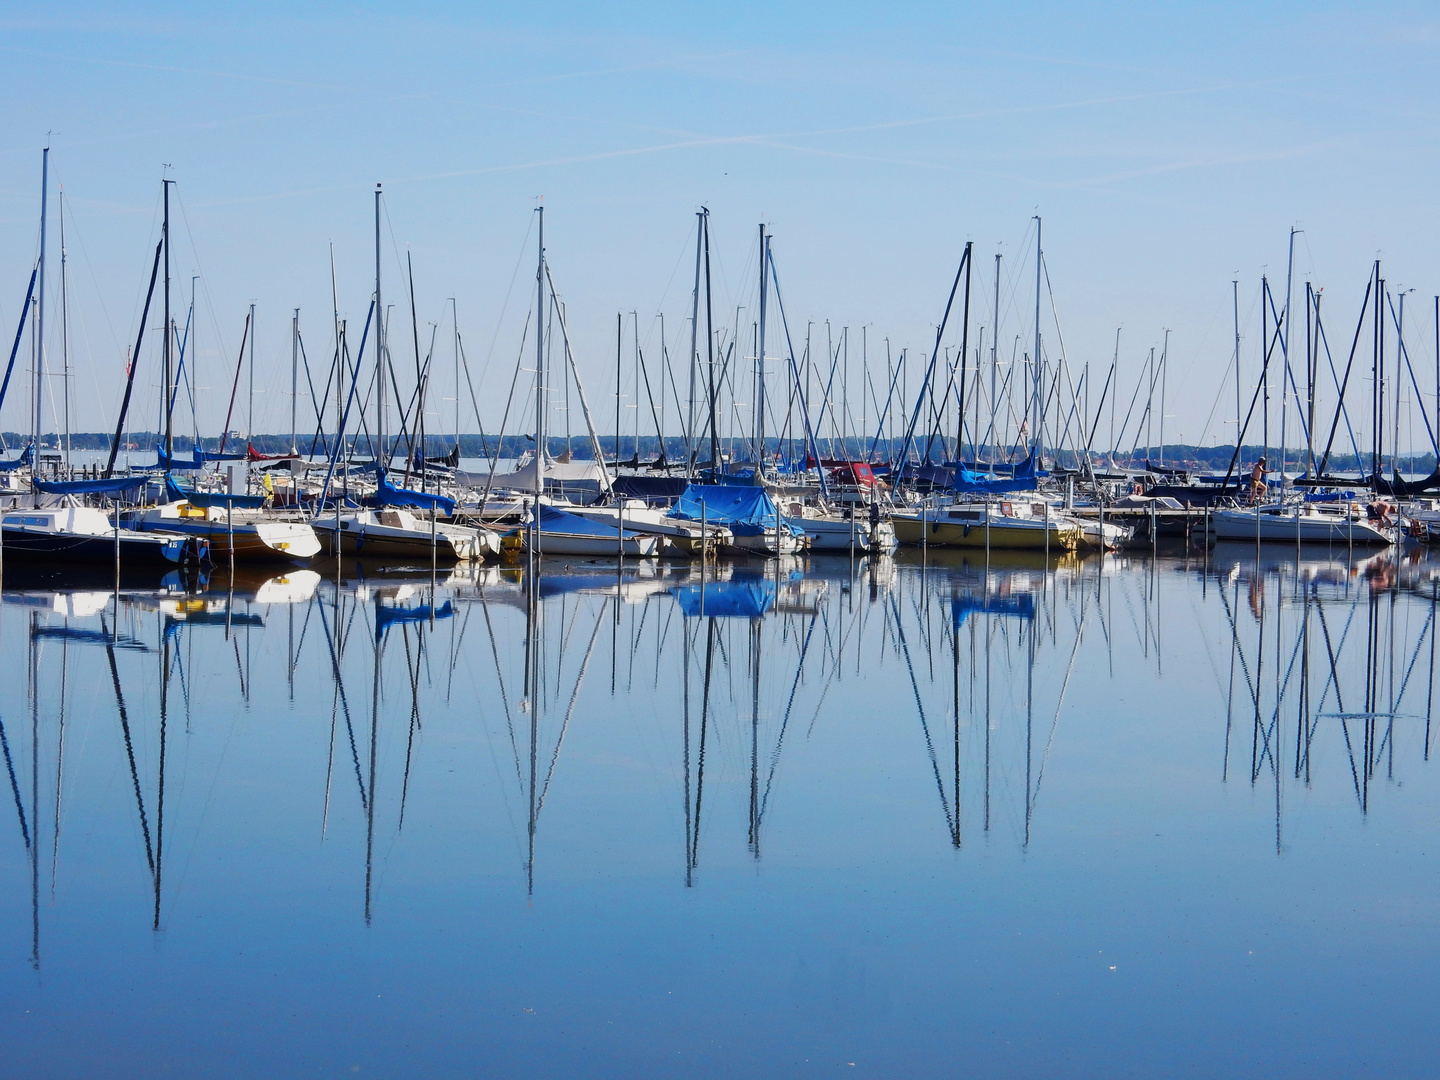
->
[2,545,1438,1077]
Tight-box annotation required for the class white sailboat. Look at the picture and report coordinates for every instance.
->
[1209,501,1392,545]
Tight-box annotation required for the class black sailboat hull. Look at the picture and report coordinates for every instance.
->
[0,528,206,567]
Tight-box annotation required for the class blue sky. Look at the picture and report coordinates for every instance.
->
[1,2,1437,454]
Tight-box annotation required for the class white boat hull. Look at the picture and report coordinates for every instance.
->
[316,509,501,561]
[564,505,727,556]
[1210,508,1392,545]
[522,530,659,557]
[783,515,897,553]
[728,529,802,556]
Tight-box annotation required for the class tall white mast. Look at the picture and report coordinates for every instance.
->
[1032,215,1042,460]
[535,204,545,496]
[291,308,300,455]
[375,184,385,463]
[35,145,48,472]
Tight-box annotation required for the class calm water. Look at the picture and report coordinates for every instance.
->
[2,545,1439,1078]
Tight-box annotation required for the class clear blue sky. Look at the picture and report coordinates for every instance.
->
[1,1,1437,454]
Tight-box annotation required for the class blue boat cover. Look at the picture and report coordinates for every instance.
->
[912,463,954,487]
[152,445,205,471]
[201,448,248,462]
[669,483,779,527]
[671,577,777,618]
[953,451,1045,493]
[612,475,690,503]
[952,593,1036,628]
[0,445,33,472]
[376,599,454,639]
[32,475,146,496]
[374,468,456,516]
[535,503,644,538]
[166,475,267,510]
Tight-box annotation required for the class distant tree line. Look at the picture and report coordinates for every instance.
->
[4,431,1432,476]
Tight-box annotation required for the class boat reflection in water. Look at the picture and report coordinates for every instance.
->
[4,543,1440,1075]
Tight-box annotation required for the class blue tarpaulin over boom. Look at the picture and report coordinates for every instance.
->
[953,451,1045,493]
[151,445,204,471]
[0,445,33,472]
[671,577,777,618]
[166,476,267,510]
[612,475,691,504]
[669,483,778,527]
[952,593,1036,628]
[535,503,647,539]
[32,475,147,496]
[374,468,456,516]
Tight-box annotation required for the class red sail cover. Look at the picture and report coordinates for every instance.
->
[247,443,299,462]
[826,462,877,488]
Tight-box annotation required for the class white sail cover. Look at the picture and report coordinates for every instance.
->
[462,452,612,493]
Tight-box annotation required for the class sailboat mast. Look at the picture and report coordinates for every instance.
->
[704,210,718,470]
[1110,328,1120,461]
[861,326,868,462]
[1397,291,1405,478]
[756,223,767,468]
[535,204,545,496]
[291,308,299,455]
[248,302,256,450]
[1159,329,1169,468]
[1145,346,1154,462]
[957,243,973,462]
[452,298,460,452]
[1375,264,1384,482]
[330,245,343,460]
[1280,227,1295,484]
[1305,282,1315,478]
[615,311,622,463]
[59,186,70,468]
[991,253,1001,463]
[35,145,48,475]
[163,177,173,461]
[375,184,385,462]
[1032,216,1042,461]
[658,312,667,462]
[688,212,702,470]
[1233,280,1240,461]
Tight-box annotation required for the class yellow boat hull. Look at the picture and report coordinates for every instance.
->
[892,514,1080,551]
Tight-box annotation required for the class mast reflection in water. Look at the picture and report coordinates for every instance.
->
[2,546,1440,1077]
